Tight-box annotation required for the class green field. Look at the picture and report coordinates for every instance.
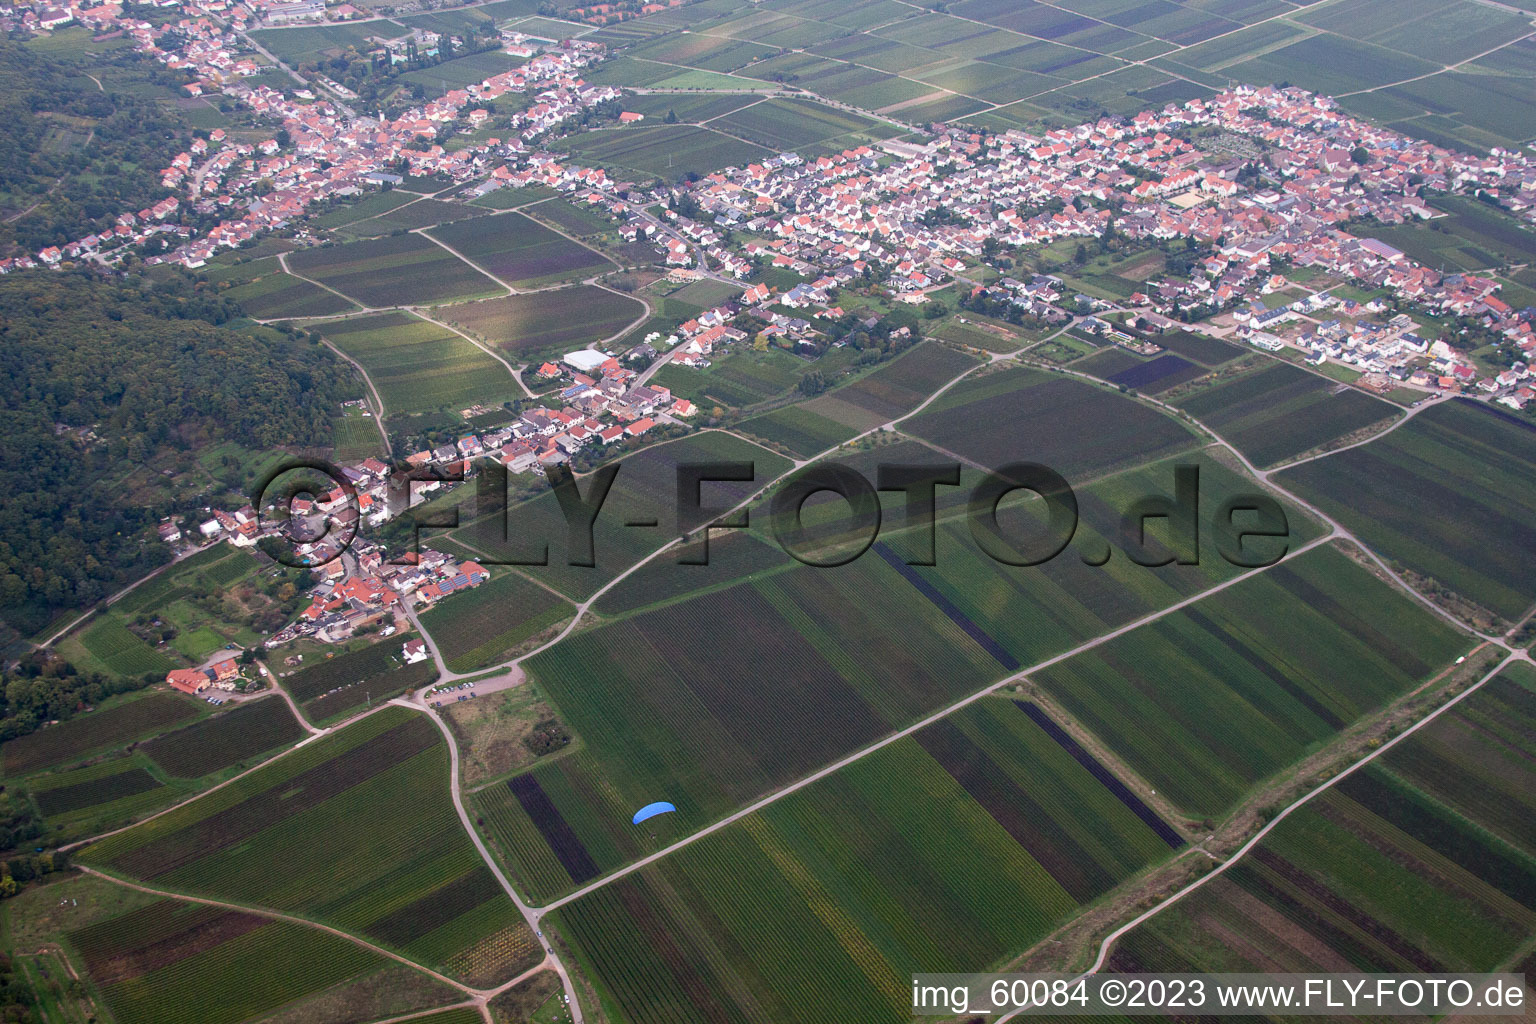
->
[278,636,438,725]
[30,757,166,822]
[525,197,616,238]
[809,342,981,426]
[708,97,887,151]
[430,212,612,288]
[905,364,1200,480]
[140,696,305,779]
[737,403,860,458]
[67,898,394,1024]
[75,616,178,677]
[332,410,384,462]
[63,546,308,680]
[1348,196,1536,274]
[653,348,810,410]
[223,270,357,320]
[441,286,644,357]
[1030,543,1470,818]
[80,708,540,985]
[315,311,522,415]
[249,22,383,63]
[456,431,791,603]
[3,693,200,777]
[418,568,574,673]
[1277,399,1536,622]
[1111,662,1536,977]
[333,198,492,239]
[1172,361,1400,468]
[555,124,772,180]
[485,448,1314,898]
[547,697,1180,1024]
[287,234,502,308]
[737,343,980,456]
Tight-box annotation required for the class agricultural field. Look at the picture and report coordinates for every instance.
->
[139,695,306,779]
[653,347,809,409]
[487,450,1315,897]
[80,708,540,985]
[75,545,314,673]
[1148,328,1244,366]
[29,756,166,824]
[332,408,384,462]
[66,897,396,1024]
[314,311,522,415]
[249,22,382,64]
[547,697,1180,1024]
[2,692,200,777]
[813,341,981,425]
[440,286,643,357]
[1030,543,1471,819]
[277,634,438,724]
[905,364,1200,480]
[332,198,492,239]
[455,431,791,602]
[286,233,502,308]
[525,197,616,238]
[429,212,613,289]
[1348,196,1536,274]
[554,125,772,180]
[738,342,980,456]
[737,403,860,459]
[70,614,178,678]
[1109,663,1536,977]
[1102,352,1208,394]
[418,568,575,673]
[1172,361,1400,467]
[611,92,761,124]
[708,97,888,151]
[311,190,417,231]
[223,268,357,320]
[1277,399,1536,623]
[396,49,527,95]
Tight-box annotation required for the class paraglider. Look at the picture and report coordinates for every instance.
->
[631,801,676,825]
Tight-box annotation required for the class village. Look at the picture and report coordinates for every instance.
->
[7,0,1536,687]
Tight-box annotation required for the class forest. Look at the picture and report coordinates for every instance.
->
[0,38,191,255]
[0,270,357,642]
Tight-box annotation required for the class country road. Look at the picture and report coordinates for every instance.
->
[408,701,585,1021]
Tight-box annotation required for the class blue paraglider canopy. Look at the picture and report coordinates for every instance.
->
[631,801,676,825]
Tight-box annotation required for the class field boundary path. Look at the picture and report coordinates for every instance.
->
[406,700,586,1021]
[994,649,1532,1021]
[73,865,483,997]
[48,312,1520,1024]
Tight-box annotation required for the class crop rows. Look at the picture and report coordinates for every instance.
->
[1110,664,1536,978]
[906,365,1199,480]
[31,758,163,818]
[3,693,198,776]
[80,708,532,980]
[418,569,573,673]
[1031,544,1469,817]
[69,899,387,1024]
[140,696,305,778]
[1278,398,1536,621]
[550,698,1179,1024]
